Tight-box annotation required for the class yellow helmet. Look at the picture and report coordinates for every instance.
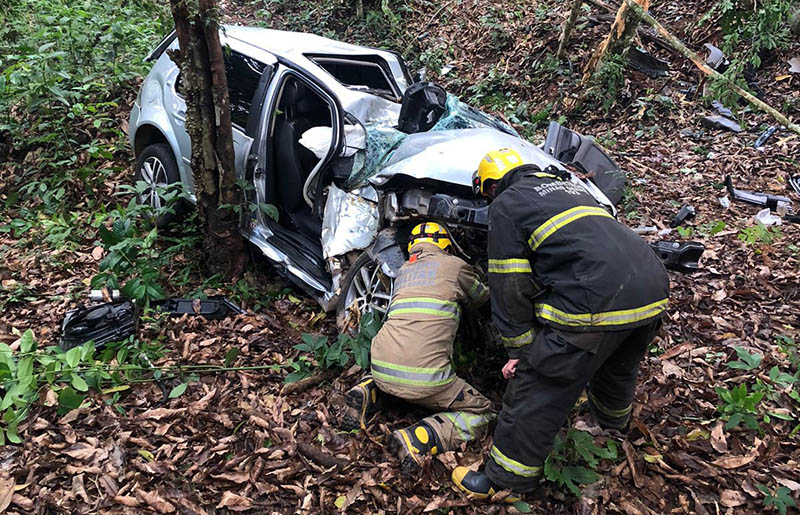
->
[472,148,524,196]
[408,222,452,253]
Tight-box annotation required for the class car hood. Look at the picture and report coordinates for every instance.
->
[369,128,566,189]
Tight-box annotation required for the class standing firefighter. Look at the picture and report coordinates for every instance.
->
[341,222,495,473]
[451,149,669,499]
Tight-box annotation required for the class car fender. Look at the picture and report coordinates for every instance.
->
[366,228,405,278]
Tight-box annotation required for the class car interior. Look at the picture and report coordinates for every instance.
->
[269,76,333,240]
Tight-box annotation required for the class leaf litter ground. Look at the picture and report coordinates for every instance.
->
[1,0,799,513]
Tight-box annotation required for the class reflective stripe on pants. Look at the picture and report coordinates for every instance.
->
[371,359,455,387]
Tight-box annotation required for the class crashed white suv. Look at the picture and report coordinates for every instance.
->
[129,26,625,325]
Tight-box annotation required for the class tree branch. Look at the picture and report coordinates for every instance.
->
[623,0,800,135]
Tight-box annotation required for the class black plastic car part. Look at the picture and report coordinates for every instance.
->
[670,204,696,228]
[649,241,705,274]
[543,121,626,206]
[151,297,245,319]
[724,176,792,211]
[60,301,138,351]
[397,82,447,134]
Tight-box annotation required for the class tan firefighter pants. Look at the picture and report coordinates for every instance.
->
[374,375,496,451]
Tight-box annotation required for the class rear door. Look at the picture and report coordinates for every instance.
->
[165,43,277,194]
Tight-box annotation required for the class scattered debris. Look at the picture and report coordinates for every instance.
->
[670,204,696,228]
[151,297,245,319]
[711,100,733,118]
[753,126,778,148]
[755,208,782,226]
[649,241,704,273]
[789,57,800,74]
[719,195,731,209]
[633,225,658,234]
[704,43,729,71]
[700,115,742,133]
[789,175,800,196]
[725,176,792,211]
[627,47,669,77]
[60,301,138,351]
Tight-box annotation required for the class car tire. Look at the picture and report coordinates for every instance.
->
[336,251,394,333]
[134,143,187,228]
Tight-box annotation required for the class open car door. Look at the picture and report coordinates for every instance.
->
[543,121,627,206]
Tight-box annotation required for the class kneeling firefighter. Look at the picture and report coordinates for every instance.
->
[341,222,496,473]
[451,148,670,500]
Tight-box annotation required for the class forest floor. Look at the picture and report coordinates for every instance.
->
[1,0,799,513]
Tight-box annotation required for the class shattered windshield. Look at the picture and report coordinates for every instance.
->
[343,94,518,188]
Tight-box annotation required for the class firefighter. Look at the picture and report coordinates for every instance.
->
[340,222,496,474]
[451,148,669,499]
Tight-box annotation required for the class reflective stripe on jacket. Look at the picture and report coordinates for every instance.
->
[487,165,670,357]
[370,243,488,392]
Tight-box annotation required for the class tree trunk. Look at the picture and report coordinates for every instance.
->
[168,0,248,279]
[583,0,650,81]
[557,0,584,60]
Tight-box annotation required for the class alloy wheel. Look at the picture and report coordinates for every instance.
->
[139,156,169,210]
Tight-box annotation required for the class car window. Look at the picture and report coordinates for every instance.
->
[174,50,269,129]
[309,56,397,96]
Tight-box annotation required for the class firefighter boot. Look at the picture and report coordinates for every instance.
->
[340,377,380,431]
[388,421,442,475]
[451,467,521,503]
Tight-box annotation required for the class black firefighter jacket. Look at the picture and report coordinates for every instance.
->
[488,165,670,358]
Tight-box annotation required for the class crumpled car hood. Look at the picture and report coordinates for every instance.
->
[368,128,567,189]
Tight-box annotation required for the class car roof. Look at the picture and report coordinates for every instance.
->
[223,26,392,62]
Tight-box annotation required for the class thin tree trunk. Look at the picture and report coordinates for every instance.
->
[557,0,584,60]
[623,0,800,135]
[583,0,650,81]
[168,0,248,278]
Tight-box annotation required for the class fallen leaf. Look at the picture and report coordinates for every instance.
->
[710,422,728,453]
[712,455,755,469]
[661,361,684,378]
[138,408,187,420]
[91,246,104,260]
[211,472,250,484]
[72,474,89,503]
[10,495,32,511]
[777,478,800,491]
[334,495,346,509]
[789,57,800,74]
[0,476,15,513]
[216,491,252,512]
[63,443,101,461]
[719,490,746,507]
[114,495,140,507]
[135,490,175,513]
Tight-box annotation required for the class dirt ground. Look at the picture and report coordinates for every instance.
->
[1,0,799,513]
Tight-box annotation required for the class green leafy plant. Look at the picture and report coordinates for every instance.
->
[715,383,763,430]
[738,224,782,246]
[698,220,726,237]
[726,346,763,370]
[757,484,798,515]
[676,226,694,238]
[698,0,794,106]
[544,428,618,497]
[287,311,383,383]
[586,54,628,112]
[91,183,200,302]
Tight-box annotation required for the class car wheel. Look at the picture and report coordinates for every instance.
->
[336,251,394,333]
[134,143,186,228]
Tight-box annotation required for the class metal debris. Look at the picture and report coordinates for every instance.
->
[700,115,742,133]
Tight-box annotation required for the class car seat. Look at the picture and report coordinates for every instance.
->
[274,81,323,238]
